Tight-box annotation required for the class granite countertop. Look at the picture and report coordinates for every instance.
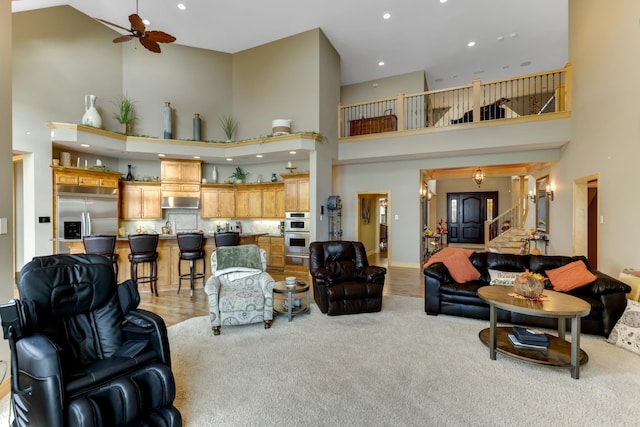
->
[53,232,273,243]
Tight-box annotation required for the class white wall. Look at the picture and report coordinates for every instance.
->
[556,0,640,275]
[0,0,13,363]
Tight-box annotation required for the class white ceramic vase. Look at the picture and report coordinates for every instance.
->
[82,94,102,128]
[212,165,218,183]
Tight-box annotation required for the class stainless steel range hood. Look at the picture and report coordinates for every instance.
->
[161,196,200,209]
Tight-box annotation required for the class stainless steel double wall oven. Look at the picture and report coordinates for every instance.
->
[284,212,310,267]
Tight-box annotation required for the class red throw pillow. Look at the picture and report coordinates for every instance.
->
[545,260,597,292]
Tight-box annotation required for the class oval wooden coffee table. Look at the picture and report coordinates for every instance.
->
[477,285,591,379]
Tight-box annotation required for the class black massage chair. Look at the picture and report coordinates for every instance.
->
[0,254,182,426]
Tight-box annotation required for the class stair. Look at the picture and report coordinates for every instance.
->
[487,227,528,254]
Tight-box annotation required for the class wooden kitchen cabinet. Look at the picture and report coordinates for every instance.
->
[53,166,122,189]
[120,182,162,219]
[160,159,202,183]
[262,184,285,218]
[283,173,310,212]
[257,235,284,269]
[201,185,236,218]
[235,185,263,218]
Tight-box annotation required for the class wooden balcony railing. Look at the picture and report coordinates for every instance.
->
[339,64,571,138]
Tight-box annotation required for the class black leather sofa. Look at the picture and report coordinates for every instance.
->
[424,252,631,336]
[309,241,386,315]
[2,254,182,426]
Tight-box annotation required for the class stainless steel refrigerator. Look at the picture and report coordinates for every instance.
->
[56,185,119,254]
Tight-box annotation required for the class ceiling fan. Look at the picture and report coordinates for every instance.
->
[96,1,176,53]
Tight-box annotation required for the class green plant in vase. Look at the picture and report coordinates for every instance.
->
[220,114,238,142]
[112,94,137,134]
[230,166,248,184]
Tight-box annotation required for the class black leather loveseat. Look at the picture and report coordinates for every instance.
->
[424,252,630,336]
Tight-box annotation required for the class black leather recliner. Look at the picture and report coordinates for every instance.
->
[309,241,386,315]
[1,254,182,427]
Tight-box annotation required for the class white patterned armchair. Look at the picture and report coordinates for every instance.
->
[204,244,275,335]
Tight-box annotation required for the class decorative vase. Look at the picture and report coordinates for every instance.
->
[212,166,218,183]
[126,165,134,181]
[193,113,201,141]
[514,275,544,298]
[82,94,102,128]
[271,173,277,182]
[163,102,173,139]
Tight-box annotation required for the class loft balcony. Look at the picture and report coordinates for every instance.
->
[337,65,572,164]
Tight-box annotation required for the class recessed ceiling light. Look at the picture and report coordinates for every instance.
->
[467,41,476,47]
[256,154,263,158]
[440,0,448,3]
[520,61,532,67]
[177,4,186,10]
[378,61,385,66]
[80,143,90,147]
[158,154,165,157]
[194,156,200,159]
[289,151,296,154]
[497,35,505,41]
[383,12,391,20]
[226,158,233,161]
[510,32,519,39]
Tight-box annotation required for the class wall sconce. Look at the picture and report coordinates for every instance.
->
[546,184,555,201]
[472,167,485,187]
[528,190,536,203]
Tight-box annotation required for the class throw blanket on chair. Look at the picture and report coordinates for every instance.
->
[214,244,263,279]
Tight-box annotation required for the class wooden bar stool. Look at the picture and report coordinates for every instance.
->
[83,234,119,279]
[128,234,159,296]
[177,232,206,297]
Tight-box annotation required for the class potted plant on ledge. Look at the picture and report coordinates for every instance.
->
[230,166,248,184]
[112,94,137,135]
[220,114,238,142]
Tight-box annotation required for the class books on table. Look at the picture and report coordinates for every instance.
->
[508,334,549,350]
[509,326,550,349]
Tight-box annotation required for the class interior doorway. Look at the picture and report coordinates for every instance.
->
[573,174,599,269]
[356,191,390,266]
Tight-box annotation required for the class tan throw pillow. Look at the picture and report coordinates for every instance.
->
[488,269,522,286]
[618,271,640,301]
[545,260,597,292]
[606,299,640,355]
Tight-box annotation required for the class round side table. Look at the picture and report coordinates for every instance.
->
[273,281,310,322]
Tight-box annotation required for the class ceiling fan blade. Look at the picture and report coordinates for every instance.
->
[95,17,133,33]
[113,35,134,43]
[145,31,176,44]
[140,37,162,53]
[129,14,146,34]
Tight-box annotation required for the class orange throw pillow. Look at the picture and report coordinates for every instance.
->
[423,247,475,268]
[424,247,480,283]
[545,260,597,292]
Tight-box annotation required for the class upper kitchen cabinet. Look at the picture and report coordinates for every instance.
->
[235,185,263,218]
[262,184,285,218]
[160,159,202,198]
[161,159,202,183]
[283,173,310,212]
[201,185,236,218]
[120,182,162,220]
[53,166,122,189]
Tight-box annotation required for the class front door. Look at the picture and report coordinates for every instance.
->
[447,192,498,244]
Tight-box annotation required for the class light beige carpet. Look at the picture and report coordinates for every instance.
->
[1,296,640,426]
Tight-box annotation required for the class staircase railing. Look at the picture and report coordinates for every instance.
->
[484,202,525,250]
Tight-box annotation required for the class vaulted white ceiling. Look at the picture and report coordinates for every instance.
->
[12,0,568,90]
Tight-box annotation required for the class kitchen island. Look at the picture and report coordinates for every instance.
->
[64,233,279,294]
